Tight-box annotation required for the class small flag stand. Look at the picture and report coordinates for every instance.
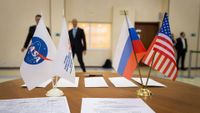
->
[46,76,64,96]
[138,12,178,97]
[123,10,144,86]
[46,11,75,96]
[123,10,150,97]
[136,51,156,97]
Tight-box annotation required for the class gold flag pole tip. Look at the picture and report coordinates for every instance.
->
[136,87,152,97]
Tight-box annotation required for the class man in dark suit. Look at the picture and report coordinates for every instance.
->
[21,14,50,52]
[69,19,87,72]
[175,32,188,70]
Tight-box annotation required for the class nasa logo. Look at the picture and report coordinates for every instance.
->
[24,37,51,65]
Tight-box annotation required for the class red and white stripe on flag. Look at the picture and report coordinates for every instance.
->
[142,33,178,80]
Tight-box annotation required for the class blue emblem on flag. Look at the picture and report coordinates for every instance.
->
[24,37,50,65]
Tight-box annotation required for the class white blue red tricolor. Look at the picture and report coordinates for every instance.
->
[113,17,146,79]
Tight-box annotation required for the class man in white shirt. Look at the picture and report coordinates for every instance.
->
[175,32,188,70]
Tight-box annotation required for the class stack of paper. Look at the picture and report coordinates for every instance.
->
[55,77,79,87]
[0,97,71,113]
[21,79,52,88]
[132,77,166,87]
[81,98,155,113]
[109,77,138,87]
[84,77,108,87]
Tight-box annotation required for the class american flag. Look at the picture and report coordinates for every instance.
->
[142,13,178,80]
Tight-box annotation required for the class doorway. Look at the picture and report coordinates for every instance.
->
[135,22,160,49]
[135,22,160,66]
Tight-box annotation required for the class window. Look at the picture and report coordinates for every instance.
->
[68,22,111,49]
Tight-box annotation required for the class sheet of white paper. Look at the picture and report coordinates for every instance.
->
[21,79,52,88]
[83,74,90,76]
[132,77,166,87]
[84,77,108,87]
[0,97,71,113]
[81,98,155,113]
[55,77,79,87]
[109,77,138,87]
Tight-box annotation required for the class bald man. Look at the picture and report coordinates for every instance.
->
[69,19,87,72]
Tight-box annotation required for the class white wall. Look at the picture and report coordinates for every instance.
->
[0,0,50,67]
[50,0,64,47]
[169,0,200,67]
[0,0,167,67]
[2,0,199,67]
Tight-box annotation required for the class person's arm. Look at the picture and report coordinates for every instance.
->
[68,30,73,47]
[175,38,179,50]
[82,29,87,51]
[185,38,188,52]
[21,27,32,52]
[47,27,51,36]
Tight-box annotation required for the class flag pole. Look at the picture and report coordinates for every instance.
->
[51,77,55,88]
[51,8,65,89]
[145,51,156,88]
[40,11,57,91]
[46,76,64,97]
[136,46,156,97]
[123,10,144,85]
[55,76,58,87]
[46,10,66,97]
[53,9,65,89]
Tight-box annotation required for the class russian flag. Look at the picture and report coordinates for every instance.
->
[113,17,146,79]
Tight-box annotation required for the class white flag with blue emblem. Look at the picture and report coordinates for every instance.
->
[53,18,75,83]
[20,16,56,90]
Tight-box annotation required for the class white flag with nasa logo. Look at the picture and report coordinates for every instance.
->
[20,16,56,90]
[53,18,75,83]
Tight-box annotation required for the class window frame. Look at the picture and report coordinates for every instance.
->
[68,21,112,50]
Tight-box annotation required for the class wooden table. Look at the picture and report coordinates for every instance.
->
[0,72,200,113]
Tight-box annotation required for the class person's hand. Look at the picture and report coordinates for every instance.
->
[83,50,87,55]
[21,48,26,52]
